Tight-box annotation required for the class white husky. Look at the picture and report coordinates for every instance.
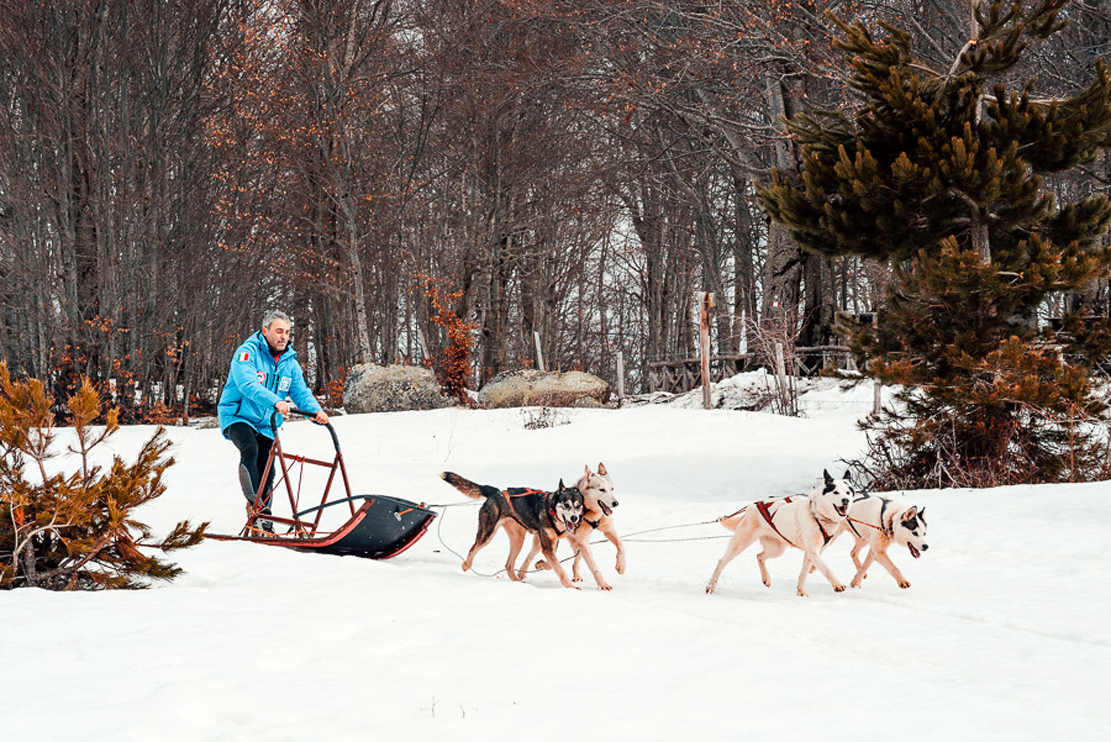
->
[841,494,928,589]
[571,463,624,585]
[705,470,855,597]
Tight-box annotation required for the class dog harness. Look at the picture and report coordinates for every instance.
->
[808,499,836,546]
[755,496,836,548]
[503,488,571,535]
[845,495,893,539]
[502,487,546,499]
[756,497,800,548]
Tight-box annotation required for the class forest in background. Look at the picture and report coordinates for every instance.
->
[4,0,1111,415]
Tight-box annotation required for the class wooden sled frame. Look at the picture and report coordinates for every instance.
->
[207,408,436,559]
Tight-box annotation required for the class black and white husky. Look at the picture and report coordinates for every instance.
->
[841,494,928,589]
[705,470,855,597]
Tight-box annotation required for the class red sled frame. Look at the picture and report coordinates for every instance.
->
[207,408,436,559]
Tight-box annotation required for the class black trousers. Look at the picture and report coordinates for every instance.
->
[226,422,276,510]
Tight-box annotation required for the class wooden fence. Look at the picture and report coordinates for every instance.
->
[647,346,853,394]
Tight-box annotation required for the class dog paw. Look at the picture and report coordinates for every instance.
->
[534,560,551,571]
[615,558,626,574]
[597,582,613,591]
[899,580,911,589]
[833,584,846,593]
[797,589,809,597]
[705,584,716,595]
[850,578,863,589]
[572,575,583,583]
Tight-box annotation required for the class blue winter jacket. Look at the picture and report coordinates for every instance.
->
[218,331,321,439]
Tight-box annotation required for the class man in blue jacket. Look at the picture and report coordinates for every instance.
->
[218,310,328,530]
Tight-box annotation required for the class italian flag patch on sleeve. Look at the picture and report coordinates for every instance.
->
[236,351,250,362]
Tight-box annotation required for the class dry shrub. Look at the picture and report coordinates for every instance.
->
[746,310,802,417]
[422,276,476,403]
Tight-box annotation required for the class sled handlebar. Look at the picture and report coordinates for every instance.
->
[270,408,340,452]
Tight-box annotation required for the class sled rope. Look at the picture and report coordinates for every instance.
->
[431,504,730,579]
[619,533,731,543]
[433,503,502,578]
[422,497,479,510]
[429,502,589,579]
[617,520,730,543]
[477,520,733,577]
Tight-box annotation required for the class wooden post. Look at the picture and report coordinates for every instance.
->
[873,377,882,416]
[616,350,625,403]
[775,343,789,391]
[698,292,715,409]
[534,331,545,372]
[775,342,795,416]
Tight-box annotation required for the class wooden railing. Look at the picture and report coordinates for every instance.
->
[646,346,853,394]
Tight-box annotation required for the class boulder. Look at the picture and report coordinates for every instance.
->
[342,363,454,414]
[478,369,610,408]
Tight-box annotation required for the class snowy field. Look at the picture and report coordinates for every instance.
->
[2,374,1108,742]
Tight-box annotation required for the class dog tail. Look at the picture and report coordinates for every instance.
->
[440,471,487,500]
[717,506,747,532]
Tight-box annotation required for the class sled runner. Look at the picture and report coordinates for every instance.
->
[207,409,435,559]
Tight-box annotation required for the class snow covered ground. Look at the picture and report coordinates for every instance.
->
[2,374,1108,741]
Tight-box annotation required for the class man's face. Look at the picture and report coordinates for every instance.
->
[262,318,291,353]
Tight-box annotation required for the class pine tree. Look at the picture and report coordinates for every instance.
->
[760,0,1111,487]
[0,363,208,590]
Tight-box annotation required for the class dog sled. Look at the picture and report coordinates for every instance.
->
[206,409,436,559]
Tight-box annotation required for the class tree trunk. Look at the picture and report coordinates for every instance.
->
[341,196,374,362]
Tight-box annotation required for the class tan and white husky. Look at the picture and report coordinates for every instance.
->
[705,470,855,597]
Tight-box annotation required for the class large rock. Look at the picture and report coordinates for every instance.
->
[342,364,454,414]
[478,369,610,408]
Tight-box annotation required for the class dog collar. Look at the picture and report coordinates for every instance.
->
[549,509,571,535]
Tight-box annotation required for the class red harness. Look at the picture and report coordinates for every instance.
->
[756,497,798,548]
[755,496,835,547]
[503,487,567,533]
[502,488,546,498]
[845,496,892,539]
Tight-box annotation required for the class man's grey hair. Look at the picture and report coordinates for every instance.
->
[262,310,292,329]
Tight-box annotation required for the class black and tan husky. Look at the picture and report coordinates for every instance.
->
[528,463,623,590]
[440,471,585,589]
